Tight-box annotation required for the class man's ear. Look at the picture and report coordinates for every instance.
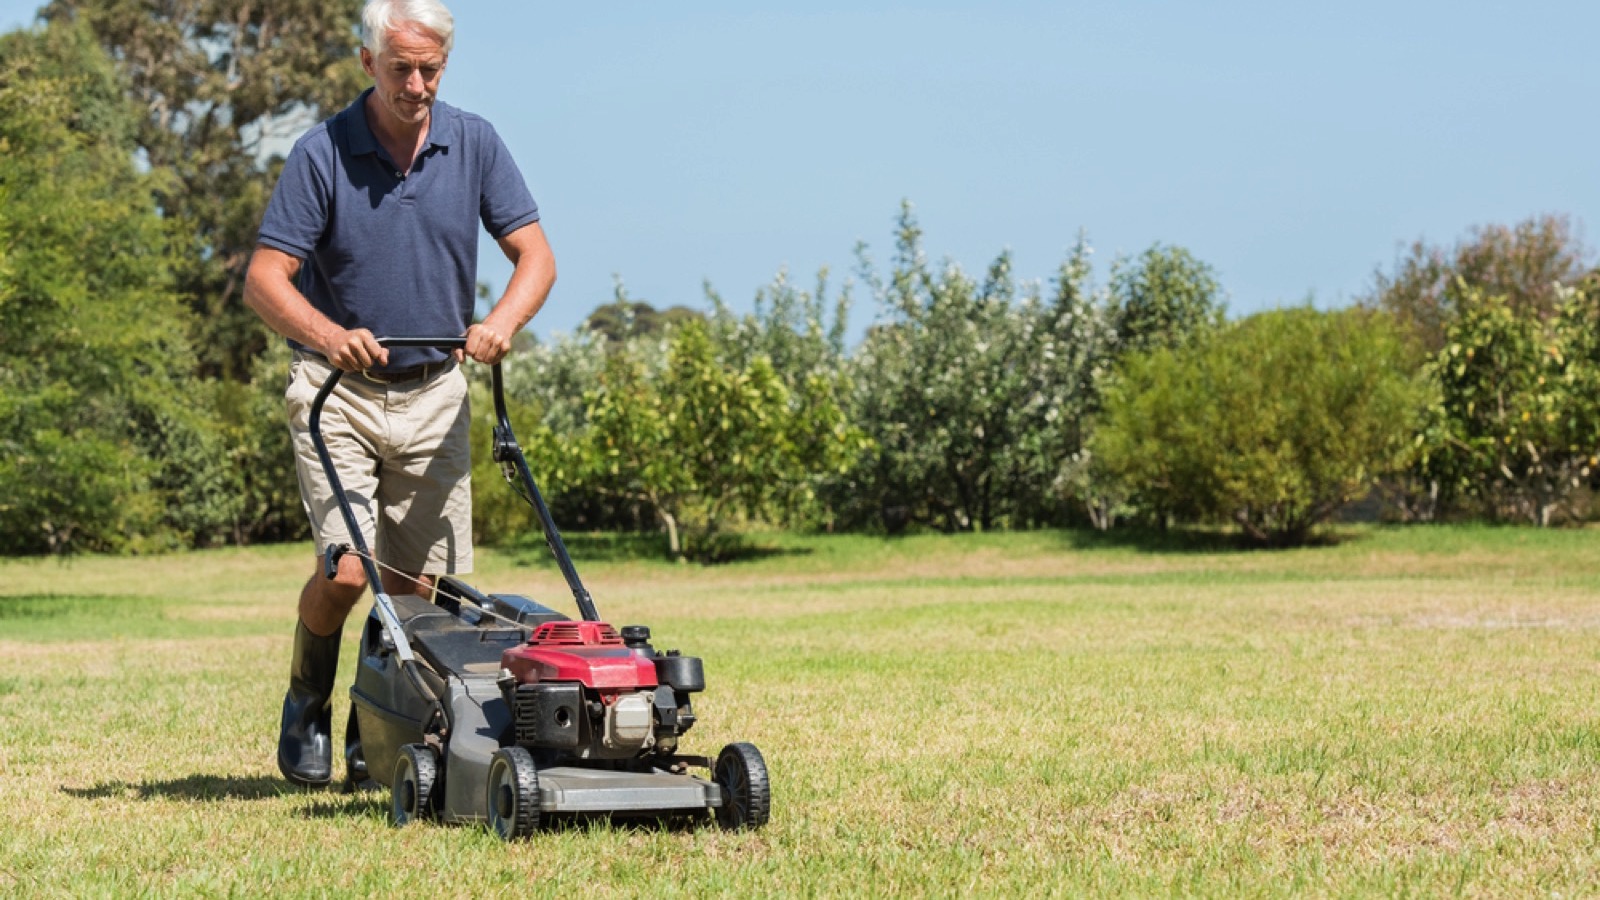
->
[359,46,375,78]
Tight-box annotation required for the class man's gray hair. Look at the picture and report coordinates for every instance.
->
[362,0,455,56]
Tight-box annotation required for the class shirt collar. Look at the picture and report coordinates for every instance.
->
[345,87,457,157]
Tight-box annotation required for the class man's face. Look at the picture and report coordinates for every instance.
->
[361,26,447,131]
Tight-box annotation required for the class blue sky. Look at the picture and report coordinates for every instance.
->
[4,1,1596,341]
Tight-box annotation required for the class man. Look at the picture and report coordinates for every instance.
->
[243,0,555,788]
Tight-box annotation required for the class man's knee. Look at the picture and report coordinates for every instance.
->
[306,555,369,616]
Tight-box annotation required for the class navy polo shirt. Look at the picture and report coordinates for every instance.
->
[258,88,540,372]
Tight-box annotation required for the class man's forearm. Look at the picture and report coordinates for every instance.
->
[244,247,336,351]
[483,222,557,335]
[244,245,388,370]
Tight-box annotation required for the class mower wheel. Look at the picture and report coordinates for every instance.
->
[487,747,540,840]
[391,744,438,827]
[713,742,770,830]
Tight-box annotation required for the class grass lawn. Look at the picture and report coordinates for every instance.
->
[3,525,1600,896]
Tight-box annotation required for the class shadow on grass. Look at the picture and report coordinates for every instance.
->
[296,804,713,831]
[63,774,287,802]
[693,543,813,565]
[63,774,721,832]
[1046,526,1354,554]
[500,531,813,567]
[65,775,394,822]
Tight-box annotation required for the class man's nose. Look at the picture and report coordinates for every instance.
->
[405,68,425,94]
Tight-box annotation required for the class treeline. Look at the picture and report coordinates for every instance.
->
[486,209,1598,558]
[3,11,1598,558]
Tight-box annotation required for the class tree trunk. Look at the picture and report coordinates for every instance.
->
[658,508,683,561]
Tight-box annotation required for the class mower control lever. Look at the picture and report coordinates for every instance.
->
[323,543,350,581]
[491,424,519,462]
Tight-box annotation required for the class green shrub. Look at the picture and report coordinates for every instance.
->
[1093,307,1425,545]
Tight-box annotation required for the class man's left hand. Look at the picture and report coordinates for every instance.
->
[462,322,513,365]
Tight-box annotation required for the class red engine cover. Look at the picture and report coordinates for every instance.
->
[501,621,658,691]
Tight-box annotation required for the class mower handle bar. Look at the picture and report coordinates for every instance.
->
[487,362,601,623]
[374,335,466,350]
[306,334,598,621]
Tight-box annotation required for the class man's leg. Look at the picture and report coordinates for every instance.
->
[379,569,434,599]
[278,353,387,787]
[279,553,367,787]
[300,554,368,636]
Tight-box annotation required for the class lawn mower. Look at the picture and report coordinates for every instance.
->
[308,336,770,838]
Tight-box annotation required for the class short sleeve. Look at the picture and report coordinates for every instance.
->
[477,124,540,239]
[258,132,332,259]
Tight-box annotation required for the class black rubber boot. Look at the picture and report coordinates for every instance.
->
[278,620,341,787]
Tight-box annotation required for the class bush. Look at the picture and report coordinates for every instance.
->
[1092,307,1425,545]
[1415,277,1600,526]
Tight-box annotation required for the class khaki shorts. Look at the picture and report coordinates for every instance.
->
[286,352,473,575]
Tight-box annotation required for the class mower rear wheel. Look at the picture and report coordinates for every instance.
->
[391,744,438,827]
[487,747,540,840]
[713,742,770,830]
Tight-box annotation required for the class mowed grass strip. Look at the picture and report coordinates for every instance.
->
[2,526,1600,896]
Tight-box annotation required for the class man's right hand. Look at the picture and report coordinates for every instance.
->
[322,328,387,372]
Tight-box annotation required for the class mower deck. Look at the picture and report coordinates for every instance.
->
[536,767,720,814]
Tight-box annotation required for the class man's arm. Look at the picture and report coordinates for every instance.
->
[464,221,557,365]
[243,245,388,371]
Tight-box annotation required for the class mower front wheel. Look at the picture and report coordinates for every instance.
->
[391,743,438,827]
[713,742,771,830]
[487,746,540,840]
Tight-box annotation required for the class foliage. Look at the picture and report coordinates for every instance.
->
[5,25,1596,564]
[1364,214,1592,353]
[42,0,367,378]
[1092,307,1425,545]
[473,327,655,543]
[0,21,214,552]
[508,321,863,560]
[705,265,858,528]
[706,265,851,384]
[215,341,310,544]
[1414,277,1600,526]
[483,269,866,550]
[1106,242,1225,357]
[584,277,705,344]
[839,204,1116,532]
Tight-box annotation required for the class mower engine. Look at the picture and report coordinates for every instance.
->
[498,622,704,760]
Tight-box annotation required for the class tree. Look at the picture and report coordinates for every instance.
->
[842,204,1116,532]
[1107,243,1224,357]
[0,21,217,552]
[584,276,705,344]
[40,0,367,378]
[1092,307,1424,545]
[521,320,863,560]
[471,327,632,540]
[706,265,852,385]
[703,264,864,530]
[1043,237,1125,529]
[1364,215,1591,354]
[1415,277,1600,526]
